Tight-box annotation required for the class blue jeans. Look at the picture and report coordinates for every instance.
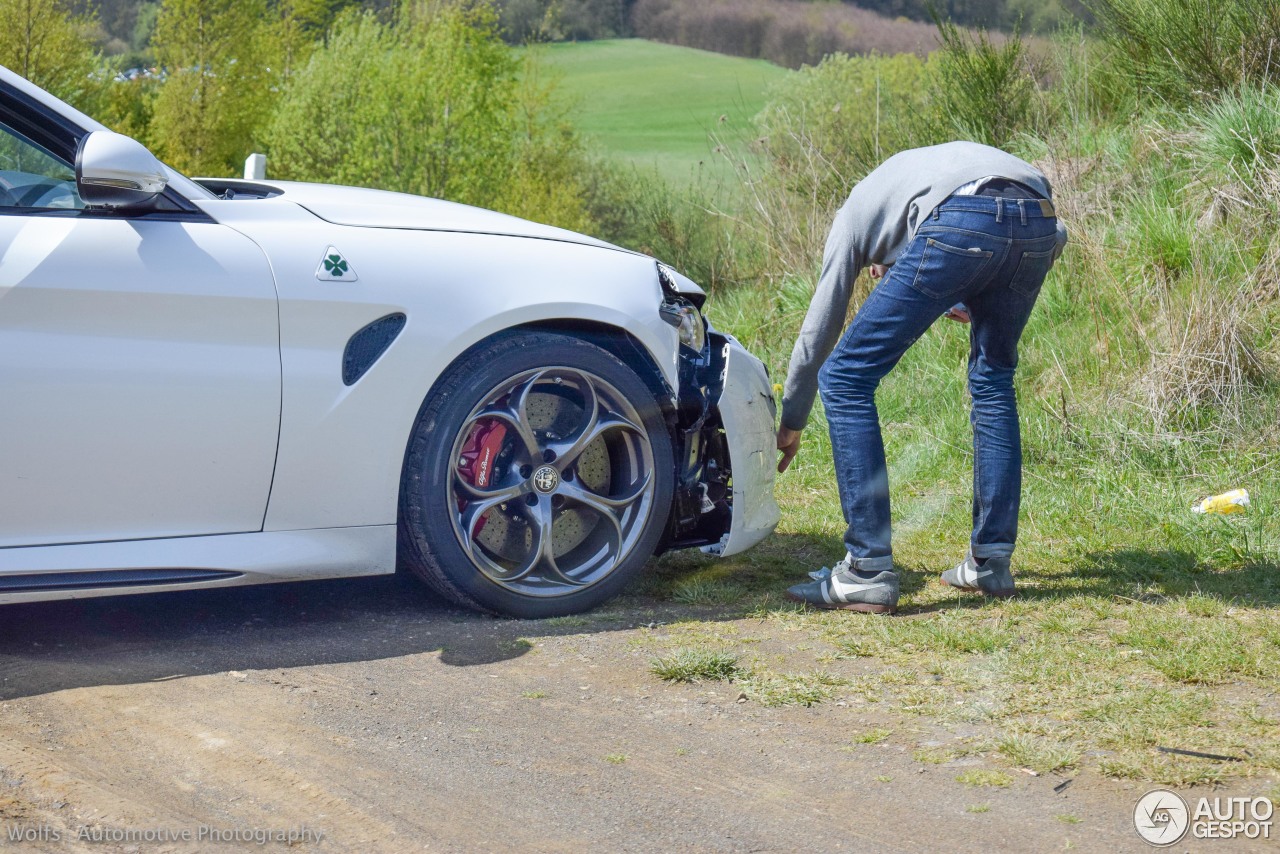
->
[818,195,1059,572]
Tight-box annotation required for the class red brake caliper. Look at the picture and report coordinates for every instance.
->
[456,419,509,537]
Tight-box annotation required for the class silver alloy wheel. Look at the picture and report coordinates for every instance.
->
[447,366,656,597]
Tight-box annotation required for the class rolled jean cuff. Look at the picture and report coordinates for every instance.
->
[849,554,895,573]
[971,542,1015,560]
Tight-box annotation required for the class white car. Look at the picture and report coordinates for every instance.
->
[0,66,779,618]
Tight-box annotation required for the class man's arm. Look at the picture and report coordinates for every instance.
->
[779,200,867,433]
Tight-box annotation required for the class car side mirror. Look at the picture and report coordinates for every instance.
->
[75,130,168,208]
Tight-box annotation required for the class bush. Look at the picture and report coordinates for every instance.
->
[149,0,280,176]
[264,4,597,231]
[1037,25,1135,129]
[1189,85,1280,205]
[495,0,628,43]
[1089,0,1280,104]
[932,16,1037,148]
[0,0,102,109]
[733,52,941,276]
[581,160,753,289]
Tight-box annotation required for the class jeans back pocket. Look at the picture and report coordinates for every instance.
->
[1009,247,1057,298]
[909,237,995,300]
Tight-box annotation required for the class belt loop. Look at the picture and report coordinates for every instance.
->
[995,197,1003,223]
[1018,199,1027,225]
[933,205,940,220]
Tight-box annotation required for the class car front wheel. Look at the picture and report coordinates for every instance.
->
[399,331,674,617]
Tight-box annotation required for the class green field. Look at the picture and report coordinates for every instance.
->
[532,39,790,186]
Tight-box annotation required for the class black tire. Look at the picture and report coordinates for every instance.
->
[398,331,674,618]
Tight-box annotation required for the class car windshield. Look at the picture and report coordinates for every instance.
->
[161,162,218,201]
[0,122,84,210]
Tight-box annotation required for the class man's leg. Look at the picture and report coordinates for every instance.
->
[949,239,1055,587]
[788,262,964,612]
[817,271,954,568]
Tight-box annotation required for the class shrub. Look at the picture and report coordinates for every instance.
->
[1189,85,1280,205]
[932,16,1037,149]
[264,3,596,230]
[1089,0,1280,104]
[733,51,941,276]
[570,155,757,290]
[1037,24,1135,129]
[0,0,102,109]
[496,0,628,43]
[149,0,280,176]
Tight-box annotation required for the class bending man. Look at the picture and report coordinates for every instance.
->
[777,141,1067,614]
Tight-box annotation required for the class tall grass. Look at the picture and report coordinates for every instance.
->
[932,17,1037,148]
[1089,0,1280,104]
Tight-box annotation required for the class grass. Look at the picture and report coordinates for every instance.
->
[637,406,1279,785]
[649,648,743,683]
[662,121,1280,783]
[996,735,1080,774]
[956,769,1015,788]
[530,39,788,187]
[740,671,847,707]
[671,577,749,605]
[543,31,1280,793]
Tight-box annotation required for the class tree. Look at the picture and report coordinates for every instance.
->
[148,0,275,175]
[265,2,594,228]
[266,3,520,204]
[0,0,100,106]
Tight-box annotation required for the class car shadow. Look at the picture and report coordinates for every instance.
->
[0,567,751,702]
[3,538,1273,700]
[0,574,525,700]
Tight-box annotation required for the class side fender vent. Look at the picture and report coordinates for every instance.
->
[343,313,407,386]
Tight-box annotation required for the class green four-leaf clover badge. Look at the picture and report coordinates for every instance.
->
[316,246,358,282]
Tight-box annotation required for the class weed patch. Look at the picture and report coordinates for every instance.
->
[650,649,743,683]
[956,769,1014,788]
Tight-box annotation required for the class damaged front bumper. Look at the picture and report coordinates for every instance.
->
[663,325,781,557]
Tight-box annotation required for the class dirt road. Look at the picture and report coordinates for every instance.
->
[0,576,1267,852]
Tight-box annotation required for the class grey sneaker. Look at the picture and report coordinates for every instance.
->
[787,556,899,614]
[940,551,1015,598]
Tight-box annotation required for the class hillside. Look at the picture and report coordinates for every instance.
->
[532,39,789,186]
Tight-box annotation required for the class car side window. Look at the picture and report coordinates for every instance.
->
[0,121,85,211]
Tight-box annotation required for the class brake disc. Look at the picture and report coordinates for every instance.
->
[474,387,611,562]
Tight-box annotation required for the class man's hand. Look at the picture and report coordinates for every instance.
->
[944,303,971,324]
[869,264,889,279]
[776,426,803,473]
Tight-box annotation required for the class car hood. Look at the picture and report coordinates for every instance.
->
[263,181,626,252]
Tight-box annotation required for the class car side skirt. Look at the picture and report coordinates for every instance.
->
[0,526,395,604]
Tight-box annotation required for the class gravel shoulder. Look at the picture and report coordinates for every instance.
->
[0,576,1269,852]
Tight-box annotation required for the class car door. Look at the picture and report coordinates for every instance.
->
[0,92,281,548]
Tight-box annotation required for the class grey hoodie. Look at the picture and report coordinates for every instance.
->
[780,141,1067,431]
